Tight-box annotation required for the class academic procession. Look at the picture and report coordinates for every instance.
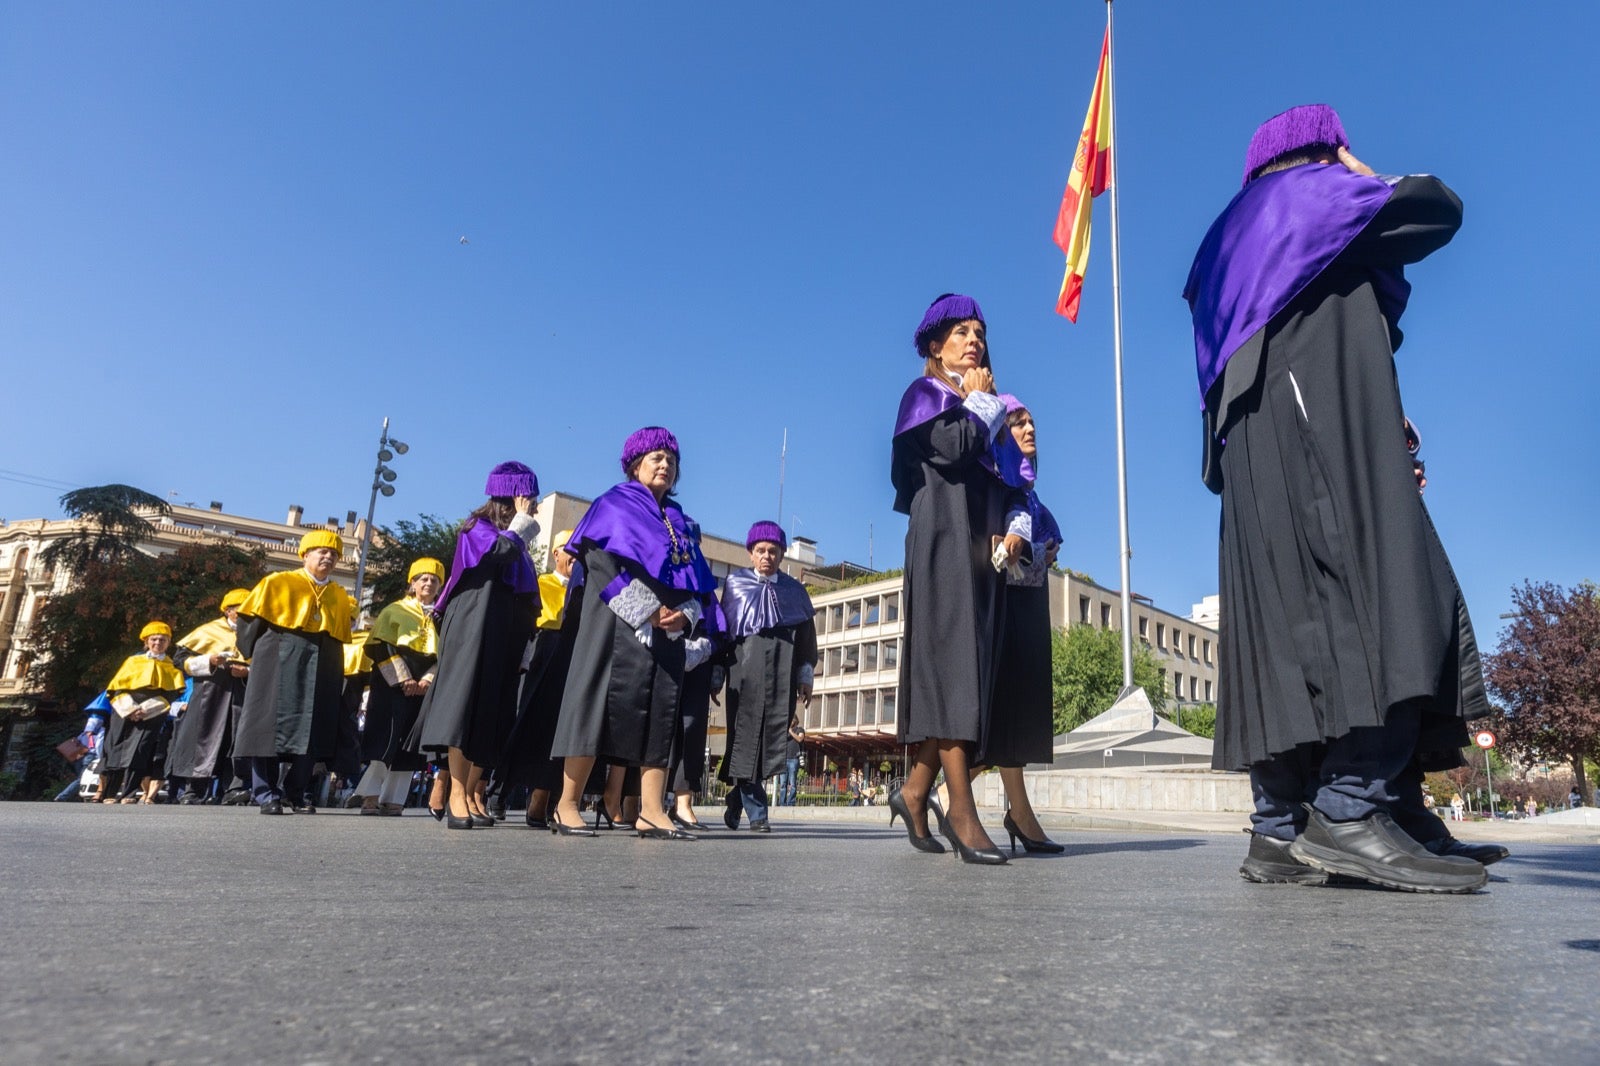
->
[21,16,1512,899]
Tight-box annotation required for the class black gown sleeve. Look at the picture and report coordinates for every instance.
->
[1347,175,1463,266]
[235,614,268,659]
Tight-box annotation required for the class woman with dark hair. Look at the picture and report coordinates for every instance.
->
[888,293,1026,865]
[408,462,540,830]
[549,427,723,840]
[984,395,1065,855]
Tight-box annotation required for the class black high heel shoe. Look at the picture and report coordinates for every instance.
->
[524,806,549,830]
[931,802,1008,865]
[550,813,597,837]
[428,806,446,821]
[445,808,474,830]
[635,816,695,840]
[1003,811,1065,855]
[593,801,614,831]
[669,810,708,832]
[468,811,495,829]
[887,787,945,854]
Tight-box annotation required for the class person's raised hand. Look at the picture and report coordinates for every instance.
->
[1337,146,1375,177]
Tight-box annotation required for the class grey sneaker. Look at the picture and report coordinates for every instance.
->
[1239,831,1328,885]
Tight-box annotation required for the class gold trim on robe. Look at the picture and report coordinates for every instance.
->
[238,570,353,643]
[370,596,439,656]
[176,617,244,662]
[535,574,568,632]
[106,653,186,695]
[344,630,373,676]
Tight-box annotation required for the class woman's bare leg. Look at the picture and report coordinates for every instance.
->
[896,739,940,837]
[556,756,594,829]
[938,741,997,851]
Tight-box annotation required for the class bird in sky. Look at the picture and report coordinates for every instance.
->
[458,235,470,245]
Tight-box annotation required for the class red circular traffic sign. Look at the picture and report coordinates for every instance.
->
[1475,730,1496,749]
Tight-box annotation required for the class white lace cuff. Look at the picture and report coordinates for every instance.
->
[634,623,654,647]
[684,636,713,672]
[961,390,1007,438]
[679,597,703,631]
[184,656,212,678]
[1005,509,1032,542]
[607,578,663,629]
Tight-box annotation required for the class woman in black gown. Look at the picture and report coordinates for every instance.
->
[888,294,1024,865]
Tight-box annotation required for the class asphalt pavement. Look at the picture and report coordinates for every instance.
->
[4,802,1597,1064]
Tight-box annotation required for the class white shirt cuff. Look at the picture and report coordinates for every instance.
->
[1005,509,1033,541]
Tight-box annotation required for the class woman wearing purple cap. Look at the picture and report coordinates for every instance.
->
[549,428,723,840]
[984,396,1065,854]
[888,293,1027,865]
[407,461,541,830]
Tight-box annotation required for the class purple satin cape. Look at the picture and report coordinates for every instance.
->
[721,569,814,640]
[566,481,720,597]
[1029,492,1061,547]
[892,377,1024,484]
[434,517,538,616]
[1184,164,1409,406]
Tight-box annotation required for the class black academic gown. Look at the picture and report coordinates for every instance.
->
[719,618,817,784]
[362,641,435,772]
[892,400,1016,754]
[491,602,578,793]
[103,687,183,779]
[408,539,535,768]
[1204,175,1487,772]
[166,652,246,780]
[550,547,691,768]
[233,618,346,759]
[985,561,1054,768]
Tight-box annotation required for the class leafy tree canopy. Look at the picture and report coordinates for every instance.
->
[41,484,171,572]
[1484,579,1600,796]
[1049,624,1168,735]
[362,514,460,610]
[28,541,268,712]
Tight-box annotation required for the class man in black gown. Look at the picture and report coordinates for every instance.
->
[1185,105,1494,892]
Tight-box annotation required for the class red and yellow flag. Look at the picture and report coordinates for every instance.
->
[1053,28,1112,322]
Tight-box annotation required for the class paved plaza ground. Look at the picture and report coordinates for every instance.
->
[4,802,1598,1064]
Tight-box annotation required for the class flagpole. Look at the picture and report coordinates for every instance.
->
[1104,0,1135,691]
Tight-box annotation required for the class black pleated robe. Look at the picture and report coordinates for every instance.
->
[233,619,345,759]
[361,642,434,772]
[1205,175,1488,772]
[165,657,245,779]
[719,619,817,784]
[892,401,1014,754]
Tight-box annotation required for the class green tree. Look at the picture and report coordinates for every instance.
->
[1049,624,1168,735]
[1175,702,1217,739]
[27,541,268,713]
[362,514,460,609]
[40,484,170,572]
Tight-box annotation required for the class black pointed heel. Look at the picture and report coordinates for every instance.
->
[932,803,1008,865]
[670,810,708,832]
[445,810,473,830]
[593,802,615,831]
[887,787,945,854]
[636,816,695,840]
[1003,811,1065,855]
[550,813,597,837]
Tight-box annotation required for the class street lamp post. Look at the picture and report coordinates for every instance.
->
[352,416,408,617]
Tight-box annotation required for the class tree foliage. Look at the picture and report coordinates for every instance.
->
[1483,580,1600,796]
[362,514,460,609]
[27,542,268,712]
[1049,624,1168,734]
[40,484,170,572]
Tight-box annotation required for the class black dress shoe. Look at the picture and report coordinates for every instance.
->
[178,793,203,806]
[723,807,740,831]
[1239,830,1327,885]
[446,811,474,830]
[1424,837,1510,865]
[749,819,771,833]
[1288,806,1486,893]
[487,797,507,821]
[258,799,288,815]
[221,789,252,806]
[290,802,318,815]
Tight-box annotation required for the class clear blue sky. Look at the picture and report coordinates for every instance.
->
[2,2,1595,636]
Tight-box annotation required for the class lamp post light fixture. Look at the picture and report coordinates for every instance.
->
[353,416,408,616]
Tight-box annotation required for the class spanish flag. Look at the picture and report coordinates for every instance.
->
[1053,28,1112,322]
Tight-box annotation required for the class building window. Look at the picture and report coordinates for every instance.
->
[824,694,839,729]
[882,640,899,669]
[826,648,842,675]
[1079,596,1091,624]
[880,689,896,724]
[1204,679,1213,702]
[842,646,860,673]
[1189,675,1198,701]
[884,593,900,622]
[847,601,862,628]
[864,597,880,625]
[1137,616,1149,642]
[1188,634,1197,659]
[863,642,879,672]
[1101,603,1112,628]
[829,604,845,631]
[1156,622,1166,648]
[805,701,822,730]
[842,691,858,727]
[1172,672,1182,701]
[1203,638,1212,665]
[814,610,826,636]
[862,690,877,725]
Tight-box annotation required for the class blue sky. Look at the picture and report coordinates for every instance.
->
[2,2,1595,638]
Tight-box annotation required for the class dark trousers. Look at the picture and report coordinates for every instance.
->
[725,779,769,827]
[247,754,314,806]
[1250,701,1424,839]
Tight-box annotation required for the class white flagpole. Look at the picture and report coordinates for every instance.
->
[1104,0,1135,690]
